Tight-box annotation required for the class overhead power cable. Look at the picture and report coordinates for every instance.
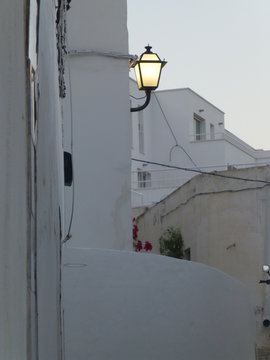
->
[130,94,147,100]
[132,158,270,184]
[153,93,199,169]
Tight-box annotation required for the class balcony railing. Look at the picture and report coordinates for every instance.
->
[132,169,192,191]
[189,132,225,142]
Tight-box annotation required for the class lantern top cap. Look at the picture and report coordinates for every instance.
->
[140,45,160,61]
[130,45,167,68]
[145,45,153,53]
[140,45,167,66]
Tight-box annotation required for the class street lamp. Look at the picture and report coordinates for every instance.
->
[259,265,270,283]
[260,264,270,327]
[263,265,270,274]
[130,45,167,112]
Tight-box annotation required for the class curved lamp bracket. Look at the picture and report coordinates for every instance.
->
[130,90,151,113]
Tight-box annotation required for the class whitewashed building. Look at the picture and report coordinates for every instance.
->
[131,81,270,208]
[0,0,65,358]
[0,0,257,359]
[62,0,132,250]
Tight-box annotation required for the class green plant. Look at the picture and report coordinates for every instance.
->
[159,227,184,259]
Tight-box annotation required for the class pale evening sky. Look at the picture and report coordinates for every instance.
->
[127,0,270,150]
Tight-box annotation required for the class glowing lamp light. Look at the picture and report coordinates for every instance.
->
[132,45,166,91]
[130,45,167,112]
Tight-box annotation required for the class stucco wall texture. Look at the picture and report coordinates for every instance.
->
[137,165,270,349]
[0,1,64,358]
[0,1,29,358]
[63,248,256,360]
[63,0,131,250]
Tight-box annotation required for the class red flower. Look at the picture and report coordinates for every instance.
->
[133,223,139,239]
[136,240,143,252]
[144,241,152,252]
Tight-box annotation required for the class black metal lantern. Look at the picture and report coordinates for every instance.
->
[130,45,167,112]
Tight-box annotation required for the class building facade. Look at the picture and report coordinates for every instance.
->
[0,0,65,359]
[130,82,270,208]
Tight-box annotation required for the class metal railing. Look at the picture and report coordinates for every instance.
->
[189,132,225,142]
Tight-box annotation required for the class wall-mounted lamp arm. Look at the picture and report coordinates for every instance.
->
[259,280,270,284]
[130,90,151,113]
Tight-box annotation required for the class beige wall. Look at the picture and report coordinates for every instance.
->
[137,165,270,350]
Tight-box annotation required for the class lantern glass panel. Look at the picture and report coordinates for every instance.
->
[141,53,160,62]
[134,64,142,89]
[140,62,162,89]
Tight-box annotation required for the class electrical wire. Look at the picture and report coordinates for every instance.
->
[68,49,136,60]
[132,158,270,184]
[63,8,75,243]
[153,93,178,145]
[131,160,270,173]
[153,93,199,169]
[130,94,147,100]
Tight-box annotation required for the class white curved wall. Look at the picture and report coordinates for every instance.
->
[63,248,255,360]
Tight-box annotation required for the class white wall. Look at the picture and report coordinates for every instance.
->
[63,0,131,250]
[0,1,65,358]
[131,88,226,167]
[63,248,256,360]
[224,131,257,166]
[131,87,228,206]
[67,0,128,53]
[0,1,29,358]
[35,1,65,358]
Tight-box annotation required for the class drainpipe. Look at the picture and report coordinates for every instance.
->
[263,171,270,327]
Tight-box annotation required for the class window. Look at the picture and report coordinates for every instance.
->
[137,169,151,188]
[138,111,144,154]
[210,123,215,140]
[194,114,205,141]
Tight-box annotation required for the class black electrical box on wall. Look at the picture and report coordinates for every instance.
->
[64,151,73,186]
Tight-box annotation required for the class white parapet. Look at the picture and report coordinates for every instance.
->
[63,248,255,360]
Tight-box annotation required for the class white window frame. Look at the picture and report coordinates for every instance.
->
[137,169,151,188]
[210,123,215,140]
[194,114,206,141]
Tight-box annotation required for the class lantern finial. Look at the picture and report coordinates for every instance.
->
[145,45,152,53]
